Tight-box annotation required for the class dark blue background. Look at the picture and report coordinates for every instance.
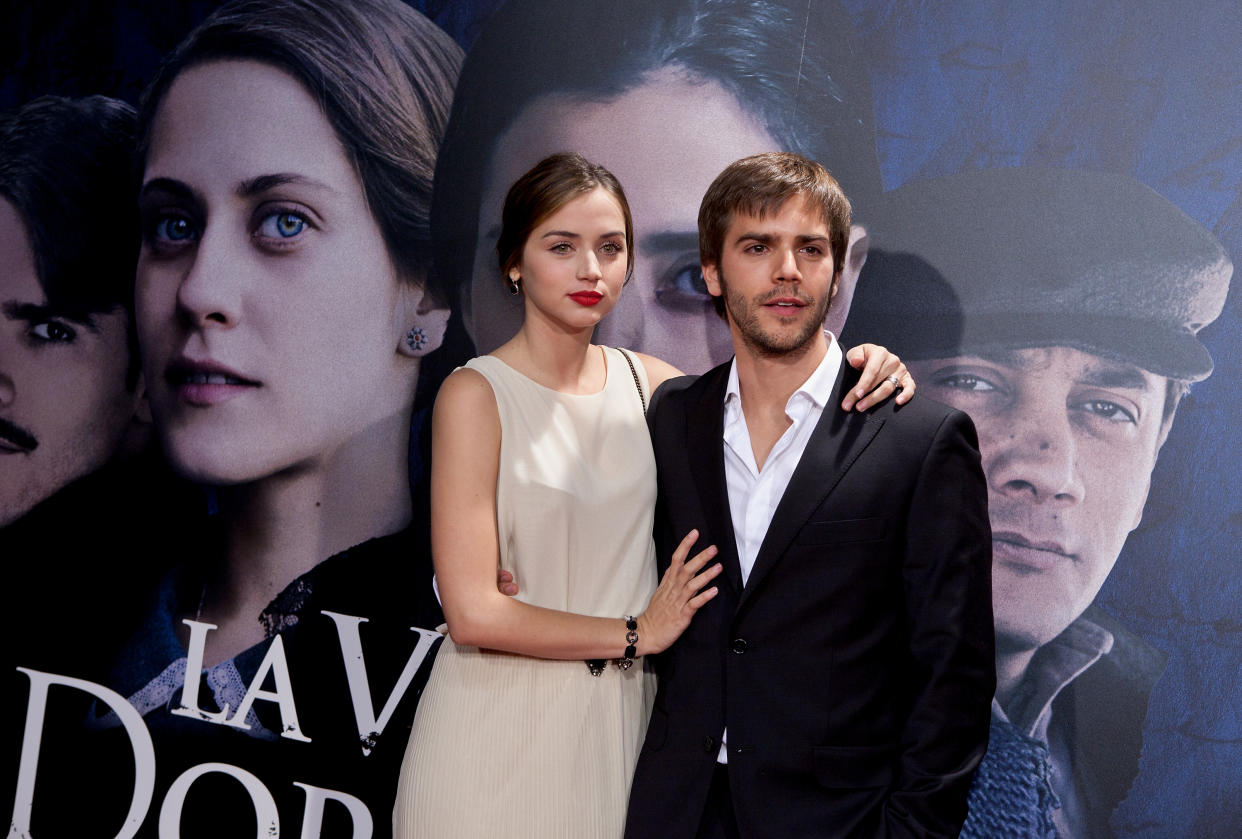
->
[6,1,1238,834]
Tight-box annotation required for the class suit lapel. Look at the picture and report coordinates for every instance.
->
[737,363,884,612]
[683,364,743,595]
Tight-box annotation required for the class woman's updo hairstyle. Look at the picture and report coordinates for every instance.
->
[497,152,635,287]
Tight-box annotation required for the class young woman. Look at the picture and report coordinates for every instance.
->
[99,0,463,828]
[394,154,911,837]
[431,0,887,383]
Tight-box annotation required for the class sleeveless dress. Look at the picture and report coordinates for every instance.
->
[394,347,658,838]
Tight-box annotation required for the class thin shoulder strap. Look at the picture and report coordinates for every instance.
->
[617,348,647,414]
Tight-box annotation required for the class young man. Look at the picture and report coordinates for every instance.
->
[843,167,1232,839]
[3,95,195,832]
[625,153,994,839]
[1,96,189,684]
[0,96,146,531]
[433,0,882,374]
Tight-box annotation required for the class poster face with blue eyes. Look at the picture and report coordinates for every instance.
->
[5,1,1242,836]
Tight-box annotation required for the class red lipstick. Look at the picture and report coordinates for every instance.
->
[569,291,604,306]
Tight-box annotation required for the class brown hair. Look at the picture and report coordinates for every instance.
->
[497,152,635,286]
[134,0,463,304]
[431,0,880,308]
[1,95,142,387]
[699,152,851,316]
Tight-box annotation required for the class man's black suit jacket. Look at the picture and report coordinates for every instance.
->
[624,359,994,839]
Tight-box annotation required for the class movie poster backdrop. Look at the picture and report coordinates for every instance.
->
[5,1,1240,836]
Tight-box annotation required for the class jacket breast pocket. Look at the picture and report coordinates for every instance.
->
[795,517,886,546]
[812,744,895,789]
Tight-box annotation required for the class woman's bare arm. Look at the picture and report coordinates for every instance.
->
[633,351,683,394]
[841,343,916,411]
[431,367,719,659]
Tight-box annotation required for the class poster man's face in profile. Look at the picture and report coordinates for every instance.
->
[910,345,1170,654]
[466,67,773,373]
[0,198,138,527]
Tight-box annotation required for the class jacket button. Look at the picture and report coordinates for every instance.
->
[703,736,716,752]
[731,637,749,654]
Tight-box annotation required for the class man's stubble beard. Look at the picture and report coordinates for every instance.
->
[718,266,833,360]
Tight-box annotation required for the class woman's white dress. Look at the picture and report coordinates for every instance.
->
[394,347,658,838]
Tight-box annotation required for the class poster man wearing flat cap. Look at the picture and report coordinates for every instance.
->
[844,166,1232,839]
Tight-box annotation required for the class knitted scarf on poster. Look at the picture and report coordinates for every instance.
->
[961,717,1060,839]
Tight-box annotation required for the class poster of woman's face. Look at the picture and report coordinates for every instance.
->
[7,1,1242,836]
[137,59,417,485]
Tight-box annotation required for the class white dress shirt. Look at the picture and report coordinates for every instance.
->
[717,333,843,762]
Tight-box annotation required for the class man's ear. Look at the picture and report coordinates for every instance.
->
[702,261,722,297]
[824,223,869,335]
[396,282,450,358]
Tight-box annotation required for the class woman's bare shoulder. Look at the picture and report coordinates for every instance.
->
[630,351,684,392]
[434,365,498,422]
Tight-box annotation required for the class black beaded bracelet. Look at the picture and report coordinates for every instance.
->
[586,616,640,676]
[617,615,639,671]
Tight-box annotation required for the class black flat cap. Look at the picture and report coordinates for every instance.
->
[843,168,1231,380]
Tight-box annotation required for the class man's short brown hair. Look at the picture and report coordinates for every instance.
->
[698,152,852,316]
